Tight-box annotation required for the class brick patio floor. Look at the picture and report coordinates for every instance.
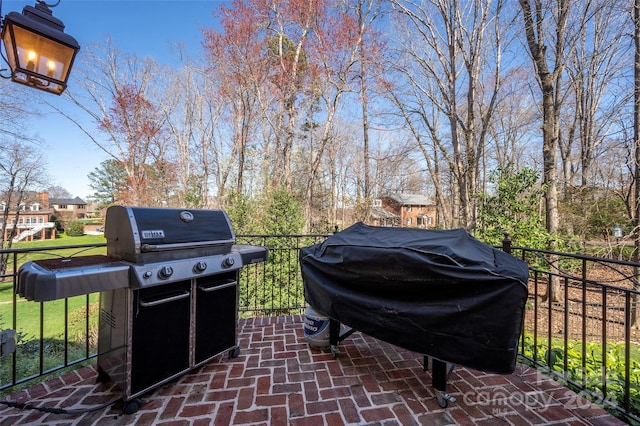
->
[0,315,627,425]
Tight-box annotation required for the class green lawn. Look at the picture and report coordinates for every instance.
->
[0,293,99,339]
[1,234,104,392]
[9,233,106,249]
[3,233,107,274]
[1,233,105,340]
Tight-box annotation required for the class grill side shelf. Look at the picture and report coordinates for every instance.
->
[232,245,269,264]
[17,260,130,302]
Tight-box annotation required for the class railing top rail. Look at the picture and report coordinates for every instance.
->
[513,245,640,268]
[0,242,106,255]
[236,233,331,239]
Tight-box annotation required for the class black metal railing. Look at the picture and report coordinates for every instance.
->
[0,235,639,423]
[235,234,330,316]
[0,243,106,394]
[508,244,640,424]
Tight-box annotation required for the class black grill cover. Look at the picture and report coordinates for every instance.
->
[300,223,529,374]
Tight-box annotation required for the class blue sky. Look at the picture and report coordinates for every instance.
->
[4,0,225,199]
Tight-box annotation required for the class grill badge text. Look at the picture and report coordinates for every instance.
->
[141,230,165,239]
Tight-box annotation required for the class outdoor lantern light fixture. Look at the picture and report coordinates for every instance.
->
[0,0,79,95]
[612,224,623,240]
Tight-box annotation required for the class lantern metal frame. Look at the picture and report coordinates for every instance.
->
[0,0,79,95]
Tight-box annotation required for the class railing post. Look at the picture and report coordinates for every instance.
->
[502,231,512,254]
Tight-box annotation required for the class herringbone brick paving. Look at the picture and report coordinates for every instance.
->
[0,315,627,425]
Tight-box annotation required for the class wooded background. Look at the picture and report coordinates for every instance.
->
[0,0,637,245]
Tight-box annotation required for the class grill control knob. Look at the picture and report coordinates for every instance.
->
[158,266,174,279]
[222,257,235,268]
[194,261,208,273]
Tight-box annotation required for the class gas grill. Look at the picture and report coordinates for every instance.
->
[300,223,528,408]
[17,206,268,414]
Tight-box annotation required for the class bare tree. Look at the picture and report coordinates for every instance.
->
[46,185,73,198]
[518,0,573,301]
[389,0,510,230]
[518,0,570,230]
[163,57,224,208]
[298,1,383,228]
[51,40,171,206]
[264,1,316,190]
[384,79,452,227]
[562,1,631,188]
[202,1,269,197]
[0,81,39,140]
[487,67,538,170]
[347,0,386,221]
[0,140,47,274]
[634,0,640,273]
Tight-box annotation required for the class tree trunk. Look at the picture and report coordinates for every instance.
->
[358,0,371,218]
[519,0,569,302]
[633,0,640,326]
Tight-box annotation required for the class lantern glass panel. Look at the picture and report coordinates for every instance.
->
[9,24,75,82]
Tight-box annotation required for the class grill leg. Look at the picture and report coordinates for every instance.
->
[424,356,456,408]
[330,319,341,358]
[329,319,356,358]
[96,365,110,384]
[431,358,447,391]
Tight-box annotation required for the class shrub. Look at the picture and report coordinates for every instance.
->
[65,220,85,236]
[476,165,580,253]
[519,332,640,420]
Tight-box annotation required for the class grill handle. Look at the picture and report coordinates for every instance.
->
[139,291,190,308]
[141,241,231,252]
[198,280,237,293]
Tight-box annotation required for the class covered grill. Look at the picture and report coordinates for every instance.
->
[300,222,528,407]
[17,206,268,413]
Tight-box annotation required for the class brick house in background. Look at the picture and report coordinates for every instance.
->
[1,192,88,242]
[49,196,88,220]
[370,194,437,228]
[1,192,56,242]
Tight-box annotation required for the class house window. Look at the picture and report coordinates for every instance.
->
[406,217,412,226]
[373,199,381,207]
[58,204,67,209]
[30,203,40,211]
[406,205,412,212]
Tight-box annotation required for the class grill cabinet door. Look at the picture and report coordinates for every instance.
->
[131,281,191,395]
[195,272,238,364]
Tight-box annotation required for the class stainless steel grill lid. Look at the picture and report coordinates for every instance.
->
[105,206,236,263]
